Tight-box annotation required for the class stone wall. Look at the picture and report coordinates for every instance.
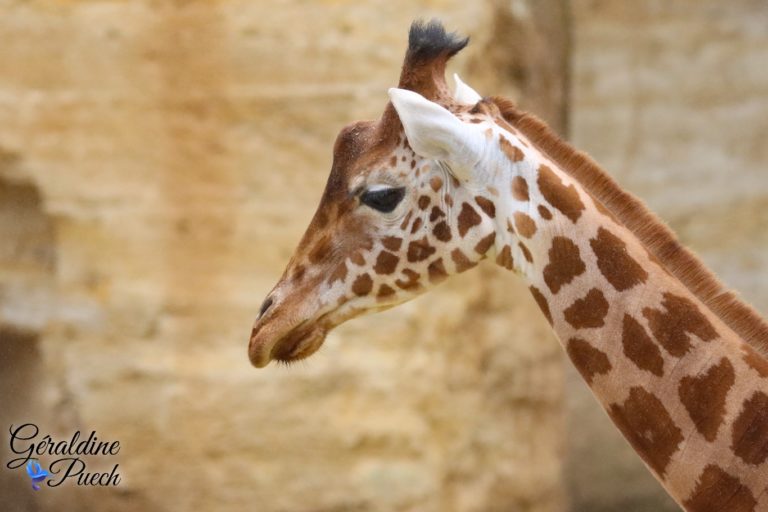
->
[568,1,768,510]
[2,1,766,511]
[0,2,566,511]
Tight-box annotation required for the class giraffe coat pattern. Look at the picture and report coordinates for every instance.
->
[248,20,768,511]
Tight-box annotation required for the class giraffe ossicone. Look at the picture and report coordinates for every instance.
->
[452,73,482,104]
[249,19,768,511]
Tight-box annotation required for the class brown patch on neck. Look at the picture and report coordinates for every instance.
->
[513,212,537,238]
[608,386,683,479]
[678,357,735,442]
[731,391,768,466]
[643,292,718,358]
[563,288,609,329]
[491,96,768,358]
[537,164,585,223]
[621,314,664,377]
[590,227,648,292]
[684,465,757,512]
[511,176,529,201]
[496,245,515,270]
[457,202,481,237]
[743,345,768,378]
[566,337,611,384]
[474,196,496,218]
[542,236,586,294]
[499,136,525,163]
[518,242,533,263]
[529,286,553,325]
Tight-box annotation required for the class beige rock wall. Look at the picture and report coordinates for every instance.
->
[0,2,566,512]
[568,1,768,510]
[4,1,765,511]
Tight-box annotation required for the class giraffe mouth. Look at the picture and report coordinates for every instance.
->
[270,319,329,365]
[249,300,373,368]
[249,312,333,368]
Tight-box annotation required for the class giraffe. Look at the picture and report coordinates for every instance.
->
[248,20,768,511]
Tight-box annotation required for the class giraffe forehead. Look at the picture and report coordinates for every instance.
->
[304,133,432,256]
[329,123,421,196]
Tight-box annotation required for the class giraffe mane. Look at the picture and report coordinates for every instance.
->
[491,96,768,358]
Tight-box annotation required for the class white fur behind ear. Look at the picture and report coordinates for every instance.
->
[453,74,482,104]
[388,88,482,180]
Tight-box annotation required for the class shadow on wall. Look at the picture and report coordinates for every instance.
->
[0,158,54,510]
[0,327,43,510]
[0,163,56,331]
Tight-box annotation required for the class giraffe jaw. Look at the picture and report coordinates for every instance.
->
[249,299,374,368]
[249,300,390,368]
[249,315,330,368]
[269,320,329,366]
[248,313,337,368]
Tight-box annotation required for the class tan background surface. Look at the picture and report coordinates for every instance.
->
[0,1,766,511]
[569,2,768,510]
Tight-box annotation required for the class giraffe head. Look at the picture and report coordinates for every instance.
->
[249,21,505,367]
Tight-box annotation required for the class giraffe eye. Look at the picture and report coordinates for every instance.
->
[360,187,406,213]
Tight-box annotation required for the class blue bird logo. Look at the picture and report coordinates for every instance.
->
[25,460,48,491]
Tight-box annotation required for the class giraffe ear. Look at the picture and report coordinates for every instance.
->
[453,74,482,104]
[388,87,483,180]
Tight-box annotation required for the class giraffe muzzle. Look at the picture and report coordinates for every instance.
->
[248,291,373,368]
[248,310,331,368]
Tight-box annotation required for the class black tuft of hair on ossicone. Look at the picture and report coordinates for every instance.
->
[406,19,469,64]
[384,19,469,126]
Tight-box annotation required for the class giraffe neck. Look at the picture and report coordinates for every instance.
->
[476,121,768,511]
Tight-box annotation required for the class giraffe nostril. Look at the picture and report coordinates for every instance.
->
[258,297,274,318]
